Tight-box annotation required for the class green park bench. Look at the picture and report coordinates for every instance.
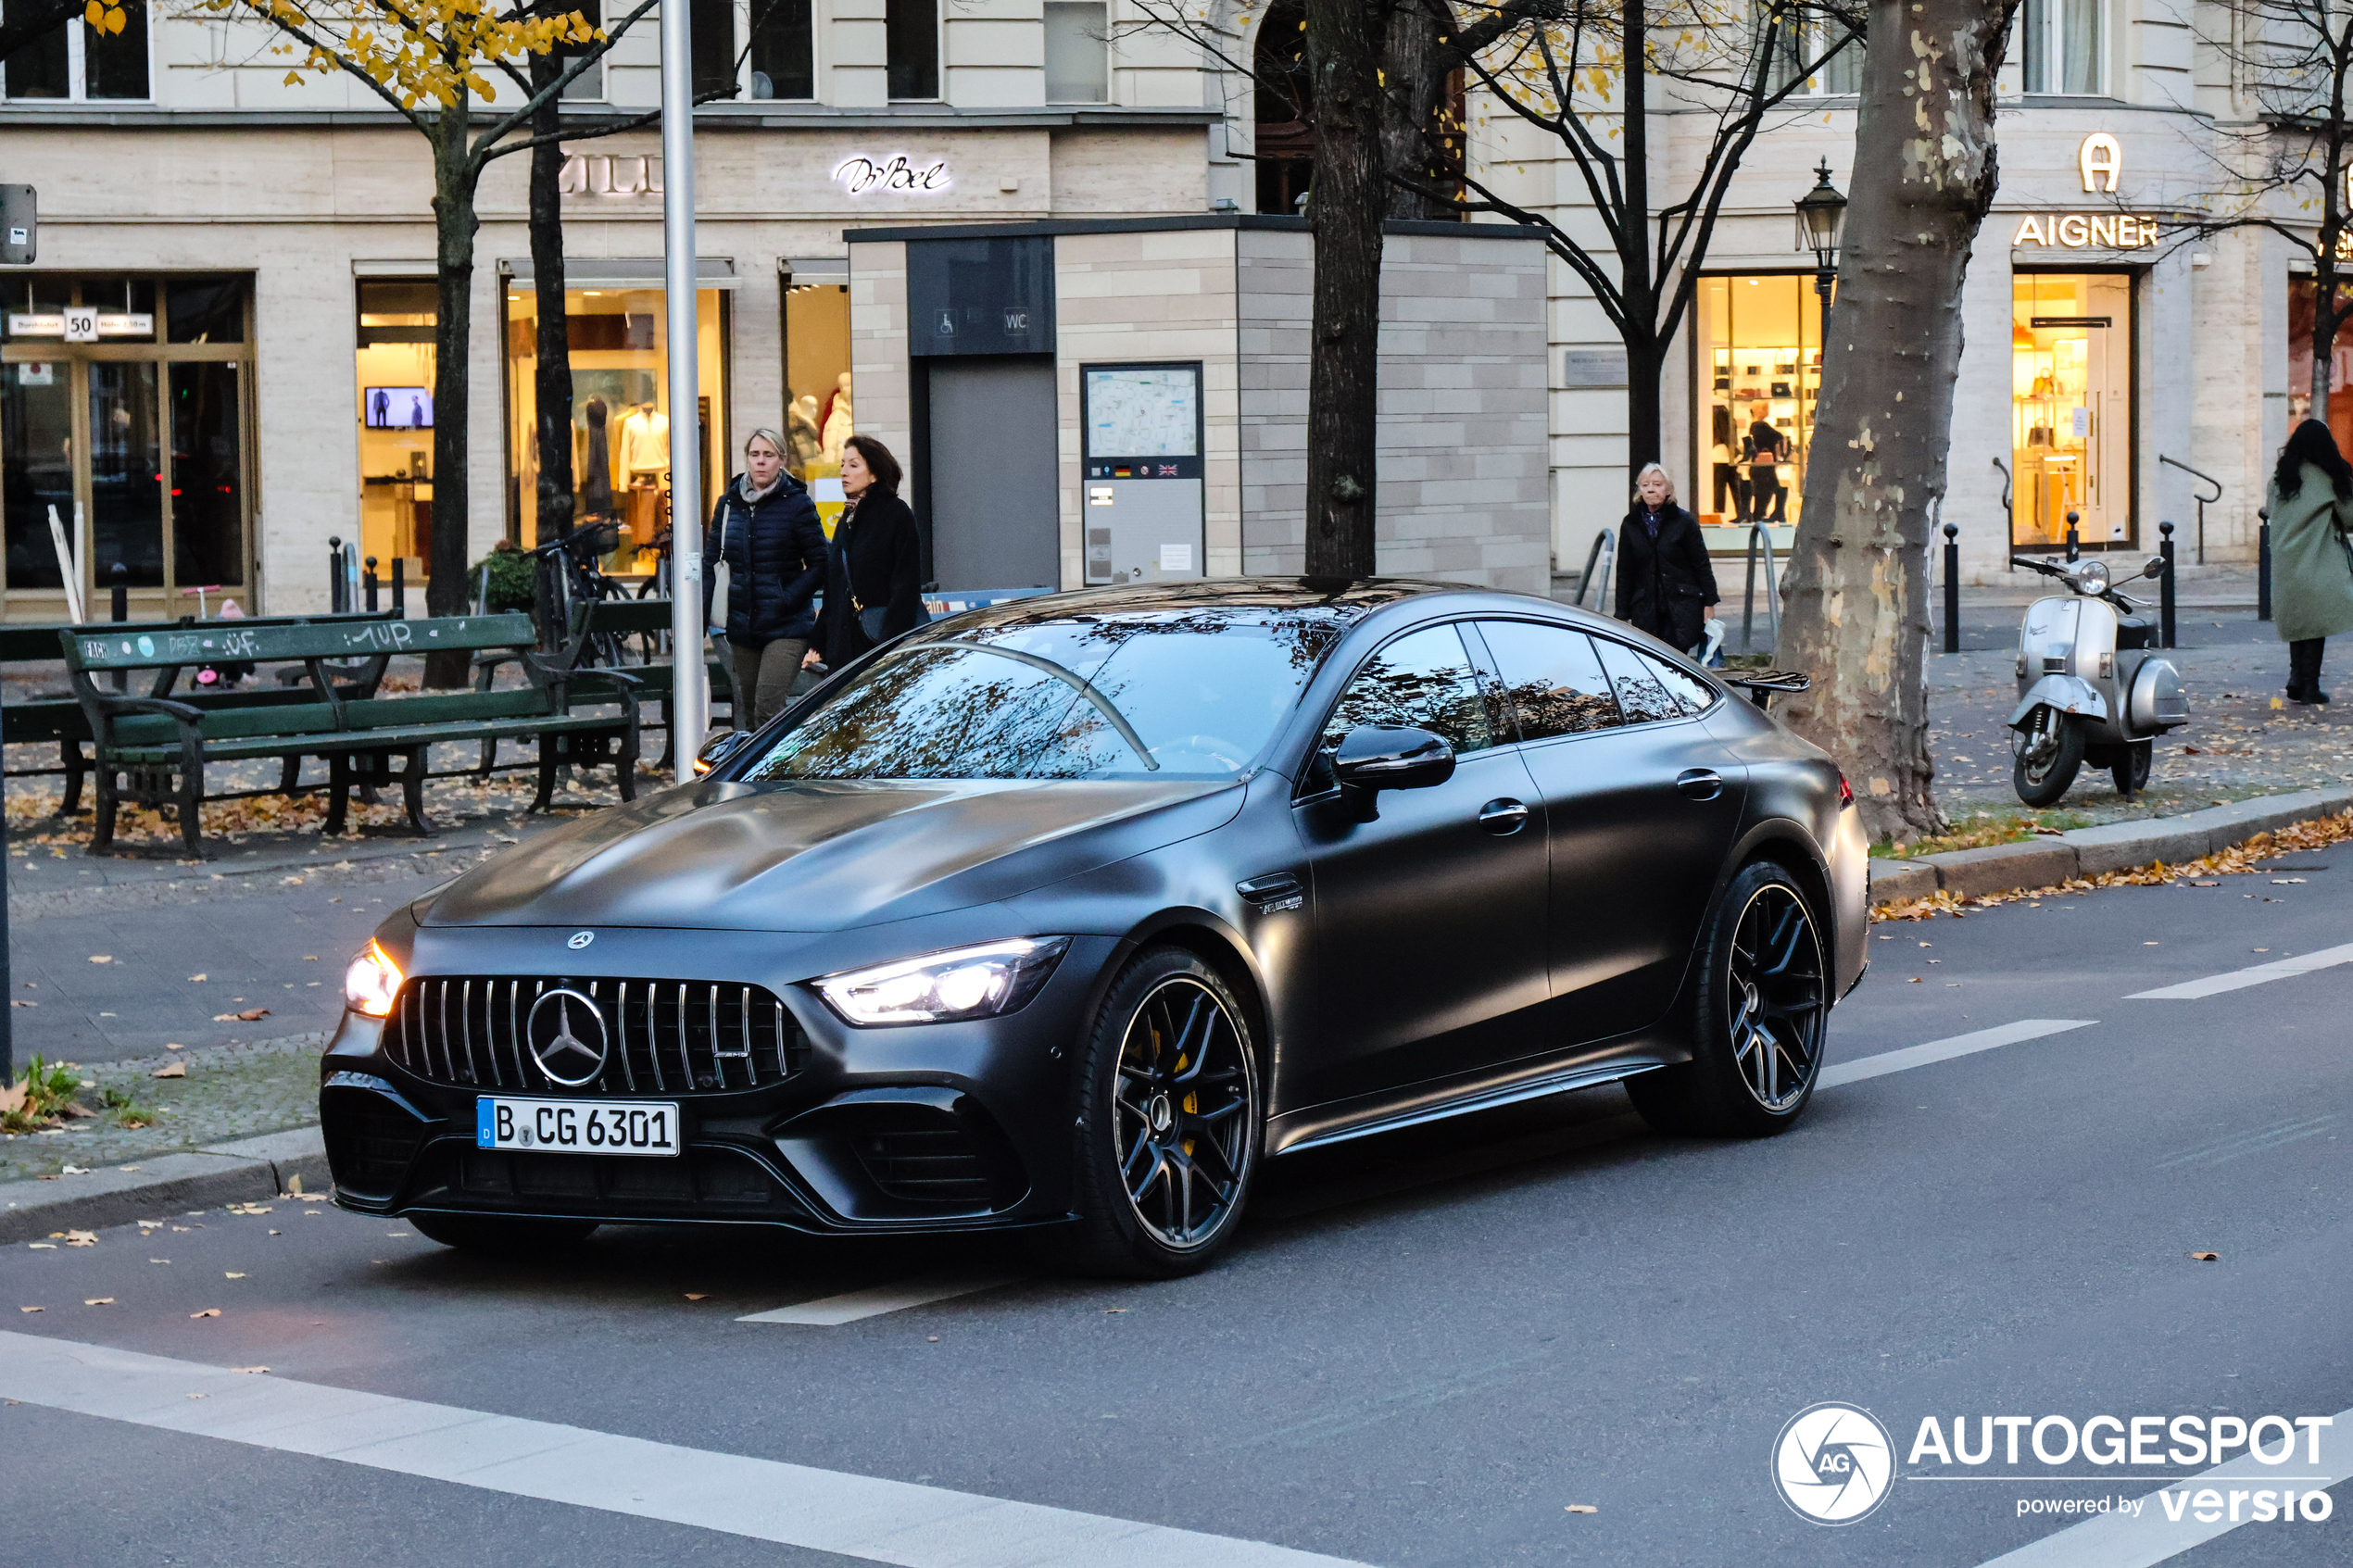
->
[61,613,643,857]
[1,611,397,814]
[566,598,743,766]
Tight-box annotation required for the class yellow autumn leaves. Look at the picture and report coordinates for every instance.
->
[200,0,602,111]
[83,1,128,34]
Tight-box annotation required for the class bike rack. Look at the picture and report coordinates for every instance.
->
[2158,454,2222,566]
[1741,522,1781,654]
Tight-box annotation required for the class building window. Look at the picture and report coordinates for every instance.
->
[1758,4,1861,94]
[692,0,737,97]
[2021,0,2104,95]
[1694,274,1822,534]
[2012,272,2133,549]
[2,0,150,101]
[1044,1,1108,103]
[559,0,604,101]
[887,0,939,100]
[1252,0,1312,213]
[749,0,813,99]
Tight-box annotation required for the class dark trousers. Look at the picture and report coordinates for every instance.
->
[1749,464,1786,523]
[2289,637,2328,700]
[1713,464,1748,520]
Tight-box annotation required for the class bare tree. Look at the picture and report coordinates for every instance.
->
[1772,0,2020,844]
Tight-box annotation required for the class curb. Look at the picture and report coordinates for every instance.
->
[0,1126,327,1244]
[1869,786,2353,909]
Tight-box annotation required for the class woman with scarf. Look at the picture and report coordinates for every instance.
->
[805,434,925,674]
[1614,461,1719,655]
[706,427,827,727]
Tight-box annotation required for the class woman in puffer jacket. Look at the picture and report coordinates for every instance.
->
[705,427,828,727]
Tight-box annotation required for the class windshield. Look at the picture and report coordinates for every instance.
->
[740,608,1347,781]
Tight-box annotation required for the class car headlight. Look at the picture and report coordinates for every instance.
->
[815,937,1072,1027]
[344,940,404,1018]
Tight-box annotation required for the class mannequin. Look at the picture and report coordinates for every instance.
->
[786,393,824,473]
[619,400,671,479]
[820,373,853,465]
[580,397,614,517]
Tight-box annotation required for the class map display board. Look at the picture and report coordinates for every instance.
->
[1084,366,1201,463]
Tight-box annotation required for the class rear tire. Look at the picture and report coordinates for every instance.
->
[2109,738,2151,798]
[408,1213,599,1253]
[2012,709,2084,809]
[1059,947,1262,1279]
[1627,861,1829,1138]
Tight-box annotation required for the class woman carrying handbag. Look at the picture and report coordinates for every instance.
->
[805,434,926,675]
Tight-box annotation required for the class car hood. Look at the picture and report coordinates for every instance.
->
[421,775,1244,932]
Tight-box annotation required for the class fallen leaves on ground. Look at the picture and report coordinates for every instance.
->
[212,1008,271,1022]
[1567,1505,1599,1515]
[190,1308,220,1319]
[684,1293,709,1301]
[153,1060,186,1079]
[2190,1251,2220,1262]
[62,1231,95,1247]
[233,1366,269,1374]
[83,1298,114,1306]
[224,1272,246,1279]
[19,1305,43,1312]
[222,1203,272,1216]
[87,955,112,964]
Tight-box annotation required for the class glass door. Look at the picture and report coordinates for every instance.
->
[2011,272,2134,550]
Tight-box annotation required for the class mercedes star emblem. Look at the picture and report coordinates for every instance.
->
[525,986,610,1087]
[568,931,595,950]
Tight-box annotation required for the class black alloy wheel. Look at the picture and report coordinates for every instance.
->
[2110,738,2152,798]
[2012,706,2084,808]
[1628,860,1828,1137]
[1063,947,1261,1277]
[408,1213,600,1252]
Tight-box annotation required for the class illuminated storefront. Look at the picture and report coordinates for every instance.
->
[2010,271,2133,551]
[1693,272,1822,540]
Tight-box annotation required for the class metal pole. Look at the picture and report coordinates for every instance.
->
[392,556,406,615]
[365,557,380,614]
[661,0,708,781]
[1741,525,1760,652]
[328,536,345,613]
[110,562,127,622]
[2158,521,2177,649]
[2064,510,2080,564]
[1942,522,1959,655]
[0,671,9,1088]
[2258,508,2272,621]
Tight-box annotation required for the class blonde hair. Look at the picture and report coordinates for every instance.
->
[1632,462,1676,505]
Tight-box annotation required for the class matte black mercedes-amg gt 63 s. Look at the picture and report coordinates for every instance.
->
[322,578,1867,1275]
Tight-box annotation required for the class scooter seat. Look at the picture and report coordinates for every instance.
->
[2116,617,2155,650]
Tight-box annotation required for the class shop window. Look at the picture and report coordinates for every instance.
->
[692,0,737,97]
[170,362,244,587]
[560,0,603,100]
[749,0,813,99]
[1045,1,1109,103]
[2011,272,2133,549]
[783,275,852,529]
[1693,273,1820,535]
[2287,278,2353,449]
[1252,0,1313,213]
[501,282,731,575]
[354,280,439,583]
[2020,0,2104,95]
[1,1,150,100]
[887,0,938,99]
[166,276,245,345]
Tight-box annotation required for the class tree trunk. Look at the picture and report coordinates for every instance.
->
[425,96,481,688]
[1302,0,1387,578]
[1618,3,1658,481]
[1776,0,2016,844]
[1378,4,1449,221]
[529,46,577,565]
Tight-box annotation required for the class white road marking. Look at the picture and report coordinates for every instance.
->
[0,1331,1365,1568]
[1969,1403,2350,1567]
[2126,941,2353,999]
[736,1274,1026,1325]
[1819,1020,2098,1088]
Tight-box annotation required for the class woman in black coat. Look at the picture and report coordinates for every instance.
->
[1614,462,1720,654]
[705,427,827,726]
[806,434,925,672]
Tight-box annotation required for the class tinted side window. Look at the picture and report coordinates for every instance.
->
[1478,620,1622,740]
[1642,651,1718,716]
[1309,623,1491,788]
[1592,636,1686,724]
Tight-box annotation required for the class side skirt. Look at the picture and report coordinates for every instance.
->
[1269,1058,1667,1157]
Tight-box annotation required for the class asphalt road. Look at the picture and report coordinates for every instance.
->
[4,856,2348,1567]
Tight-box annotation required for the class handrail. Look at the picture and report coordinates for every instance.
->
[2158,454,2222,564]
[1991,457,2013,571]
[1741,522,1781,653]
[1572,527,1616,612]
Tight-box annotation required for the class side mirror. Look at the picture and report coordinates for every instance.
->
[2143,557,2168,580]
[692,728,756,777]
[1332,726,1454,819]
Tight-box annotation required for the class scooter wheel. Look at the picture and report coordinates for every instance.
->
[2109,739,2152,798]
[2013,711,2084,808]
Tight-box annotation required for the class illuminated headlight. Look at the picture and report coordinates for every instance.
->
[2073,558,2110,595]
[343,940,404,1018]
[815,937,1072,1027]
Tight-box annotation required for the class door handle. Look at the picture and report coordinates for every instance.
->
[1676,769,1724,801]
[1478,798,1531,835]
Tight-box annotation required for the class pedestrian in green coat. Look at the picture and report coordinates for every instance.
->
[2263,419,2353,704]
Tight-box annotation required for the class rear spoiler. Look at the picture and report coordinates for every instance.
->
[1723,669,1811,709]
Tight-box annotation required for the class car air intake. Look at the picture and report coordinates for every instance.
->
[386,976,810,1096]
[853,1125,998,1205]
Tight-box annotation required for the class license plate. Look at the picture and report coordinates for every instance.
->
[477,1097,680,1157]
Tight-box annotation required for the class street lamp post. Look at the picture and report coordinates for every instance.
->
[1794,159,1848,307]
[661,0,710,781]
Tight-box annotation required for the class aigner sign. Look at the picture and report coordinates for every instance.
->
[2010,134,2158,251]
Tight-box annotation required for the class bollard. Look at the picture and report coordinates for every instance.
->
[1942,522,1960,655]
[365,556,380,613]
[2064,510,2081,563]
[109,562,127,623]
[391,556,406,614]
[2258,508,2272,621]
[328,536,346,613]
[2158,521,2177,649]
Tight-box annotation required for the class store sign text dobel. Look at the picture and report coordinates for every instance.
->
[2011,133,2158,251]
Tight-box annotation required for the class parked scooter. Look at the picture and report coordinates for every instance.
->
[2009,554,2188,807]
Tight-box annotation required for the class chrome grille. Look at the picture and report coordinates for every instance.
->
[387,976,809,1096]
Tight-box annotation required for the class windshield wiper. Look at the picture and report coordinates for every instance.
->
[898,639,1160,771]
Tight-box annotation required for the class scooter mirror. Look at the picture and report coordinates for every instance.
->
[2144,557,2167,580]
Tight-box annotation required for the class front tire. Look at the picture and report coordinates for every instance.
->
[1627,861,1829,1138]
[1061,947,1262,1278]
[2012,708,2085,808]
[409,1213,599,1252]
